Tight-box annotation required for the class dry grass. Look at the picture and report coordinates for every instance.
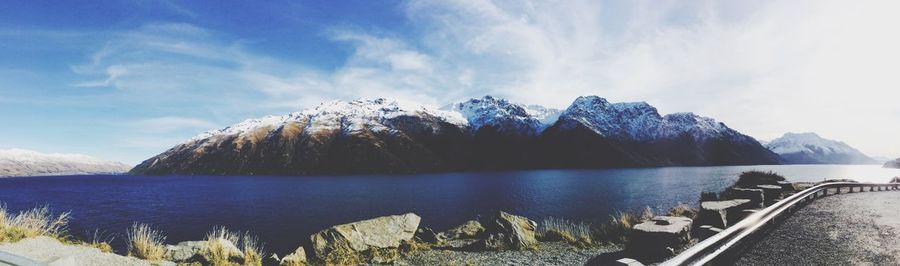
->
[83,229,114,253]
[537,217,592,245]
[205,226,265,266]
[666,203,698,219]
[0,204,70,243]
[594,207,654,244]
[126,223,166,260]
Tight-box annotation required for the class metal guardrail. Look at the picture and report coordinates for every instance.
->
[0,250,44,266]
[662,182,900,266]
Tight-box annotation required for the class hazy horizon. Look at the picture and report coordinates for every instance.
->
[1,0,898,164]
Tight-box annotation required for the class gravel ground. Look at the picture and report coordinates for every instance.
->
[735,190,900,265]
[399,240,622,265]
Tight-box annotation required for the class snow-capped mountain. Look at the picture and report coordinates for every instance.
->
[884,158,900,169]
[765,132,877,164]
[444,96,560,135]
[0,148,131,177]
[191,98,467,142]
[555,96,743,141]
[542,96,779,167]
[131,95,780,175]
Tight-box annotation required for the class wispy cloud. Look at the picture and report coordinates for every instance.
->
[18,1,900,159]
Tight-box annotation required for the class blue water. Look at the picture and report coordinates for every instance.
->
[0,165,897,255]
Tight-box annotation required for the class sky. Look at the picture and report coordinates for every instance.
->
[1,0,898,164]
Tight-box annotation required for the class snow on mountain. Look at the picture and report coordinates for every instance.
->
[444,96,560,135]
[557,96,736,141]
[0,148,131,177]
[765,132,876,164]
[190,98,467,142]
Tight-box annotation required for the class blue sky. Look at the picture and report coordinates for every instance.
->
[2,0,899,164]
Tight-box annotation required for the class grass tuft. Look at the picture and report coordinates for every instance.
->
[666,203,698,219]
[126,223,166,260]
[537,217,592,245]
[204,226,266,266]
[593,207,655,244]
[0,204,70,243]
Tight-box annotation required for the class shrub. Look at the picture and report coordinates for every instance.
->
[733,171,785,188]
[0,204,70,243]
[126,223,166,260]
[537,217,592,245]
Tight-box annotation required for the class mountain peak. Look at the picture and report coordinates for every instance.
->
[447,95,559,135]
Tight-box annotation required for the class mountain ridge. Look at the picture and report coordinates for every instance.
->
[0,148,131,177]
[764,132,877,164]
[130,95,781,175]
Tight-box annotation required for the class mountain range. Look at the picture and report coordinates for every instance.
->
[130,95,781,175]
[764,132,877,164]
[0,148,131,177]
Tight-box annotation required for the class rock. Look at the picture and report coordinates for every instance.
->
[0,236,175,266]
[164,239,243,264]
[697,199,752,228]
[777,181,795,192]
[278,246,307,266]
[727,187,765,208]
[756,185,783,206]
[473,211,538,250]
[310,213,421,264]
[442,220,485,239]
[164,241,206,262]
[615,257,646,266]
[626,216,692,260]
[696,225,723,241]
[414,227,442,244]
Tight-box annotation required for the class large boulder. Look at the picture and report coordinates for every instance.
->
[164,239,243,264]
[697,199,752,228]
[726,187,765,208]
[756,185,783,206]
[442,220,485,239]
[626,216,692,260]
[472,211,538,250]
[310,213,421,264]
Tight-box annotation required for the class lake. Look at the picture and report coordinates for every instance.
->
[0,164,897,255]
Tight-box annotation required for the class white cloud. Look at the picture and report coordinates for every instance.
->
[394,0,900,157]
[66,2,900,158]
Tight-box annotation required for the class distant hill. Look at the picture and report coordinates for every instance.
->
[765,132,877,164]
[885,158,900,169]
[0,148,131,177]
[130,95,781,176]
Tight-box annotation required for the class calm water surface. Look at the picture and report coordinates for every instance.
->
[0,165,897,255]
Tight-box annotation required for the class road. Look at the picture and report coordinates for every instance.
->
[735,190,900,265]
